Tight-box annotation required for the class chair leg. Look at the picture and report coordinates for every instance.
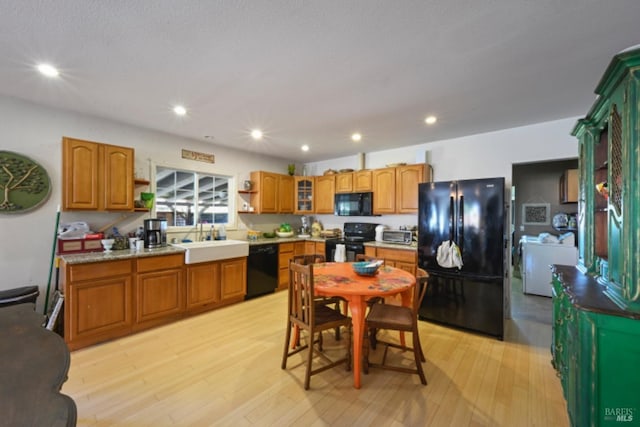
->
[281,320,292,369]
[304,331,315,390]
[369,327,378,350]
[334,300,341,340]
[413,331,427,385]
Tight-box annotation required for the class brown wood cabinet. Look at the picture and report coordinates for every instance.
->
[294,176,314,214]
[186,262,221,312]
[134,254,184,330]
[372,167,396,214]
[559,168,579,204]
[315,175,335,214]
[395,164,425,213]
[62,252,249,350]
[278,174,294,213]
[250,171,278,213]
[304,240,325,257]
[365,246,417,275]
[220,257,247,300]
[373,164,426,214]
[354,170,373,191]
[250,171,294,213]
[63,259,134,351]
[335,173,353,193]
[278,242,295,290]
[62,136,134,211]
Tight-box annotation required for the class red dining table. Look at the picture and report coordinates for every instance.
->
[313,262,416,389]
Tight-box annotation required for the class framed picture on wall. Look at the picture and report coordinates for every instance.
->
[522,203,550,225]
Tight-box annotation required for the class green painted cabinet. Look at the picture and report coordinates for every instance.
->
[572,47,640,313]
[560,47,640,426]
[552,267,640,426]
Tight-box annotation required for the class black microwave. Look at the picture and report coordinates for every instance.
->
[334,192,375,216]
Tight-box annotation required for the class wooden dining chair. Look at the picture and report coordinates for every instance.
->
[363,268,429,385]
[292,254,346,340]
[281,260,352,389]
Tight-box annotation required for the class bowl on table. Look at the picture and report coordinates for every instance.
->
[351,261,382,276]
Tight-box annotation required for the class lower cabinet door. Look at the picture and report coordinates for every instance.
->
[67,275,133,348]
[186,262,221,310]
[221,257,247,300]
[135,268,184,326]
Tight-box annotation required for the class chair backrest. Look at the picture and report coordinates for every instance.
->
[413,268,429,312]
[292,254,326,265]
[288,260,316,328]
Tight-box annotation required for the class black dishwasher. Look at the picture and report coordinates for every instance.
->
[246,244,279,299]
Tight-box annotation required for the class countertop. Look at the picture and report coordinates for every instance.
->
[364,241,417,251]
[59,245,185,265]
[247,236,326,245]
[59,237,417,265]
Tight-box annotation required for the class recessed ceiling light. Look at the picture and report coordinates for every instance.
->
[301,145,309,152]
[351,133,362,142]
[36,63,59,78]
[425,115,437,125]
[173,105,187,116]
[251,129,263,140]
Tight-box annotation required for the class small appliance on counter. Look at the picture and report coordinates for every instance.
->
[381,229,413,245]
[143,218,167,248]
[375,224,388,242]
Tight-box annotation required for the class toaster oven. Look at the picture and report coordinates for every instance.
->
[381,230,413,245]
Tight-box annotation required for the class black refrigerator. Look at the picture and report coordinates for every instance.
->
[417,177,506,339]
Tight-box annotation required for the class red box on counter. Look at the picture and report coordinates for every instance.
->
[57,237,104,255]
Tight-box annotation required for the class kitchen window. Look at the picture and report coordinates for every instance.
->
[154,166,232,227]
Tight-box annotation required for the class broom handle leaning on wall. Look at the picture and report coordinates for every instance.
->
[43,205,61,315]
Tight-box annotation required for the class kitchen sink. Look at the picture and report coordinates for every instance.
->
[171,240,249,264]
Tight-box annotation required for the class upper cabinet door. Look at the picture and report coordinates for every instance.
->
[103,144,134,211]
[294,177,314,214]
[63,137,100,210]
[372,168,396,214]
[251,171,278,213]
[354,170,372,192]
[335,173,353,193]
[315,175,335,214]
[278,174,294,213]
[395,164,425,213]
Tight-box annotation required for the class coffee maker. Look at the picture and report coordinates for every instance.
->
[144,218,167,248]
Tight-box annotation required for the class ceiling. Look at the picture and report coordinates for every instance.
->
[1,1,639,162]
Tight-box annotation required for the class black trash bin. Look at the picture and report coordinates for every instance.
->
[0,286,40,308]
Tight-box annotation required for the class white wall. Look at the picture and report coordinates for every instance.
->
[0,95,290,309]
[308,117,579,231]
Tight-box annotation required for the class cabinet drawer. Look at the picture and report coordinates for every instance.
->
[69,259,132,281]
[376,248,416,263]
[279,242,295,253]
[136,254,184,273]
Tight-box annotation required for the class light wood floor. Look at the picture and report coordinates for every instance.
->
[63,285,569,427]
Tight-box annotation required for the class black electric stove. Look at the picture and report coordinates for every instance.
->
[325,222,378,262]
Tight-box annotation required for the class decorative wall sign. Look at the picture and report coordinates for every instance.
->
[181,149,215,164]
[0,151,51,214]
[522,202,550,225]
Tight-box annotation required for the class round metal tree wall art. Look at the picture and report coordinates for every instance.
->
[0,151,51,214]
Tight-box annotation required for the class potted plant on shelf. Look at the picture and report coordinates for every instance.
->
[287,164,296,176]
